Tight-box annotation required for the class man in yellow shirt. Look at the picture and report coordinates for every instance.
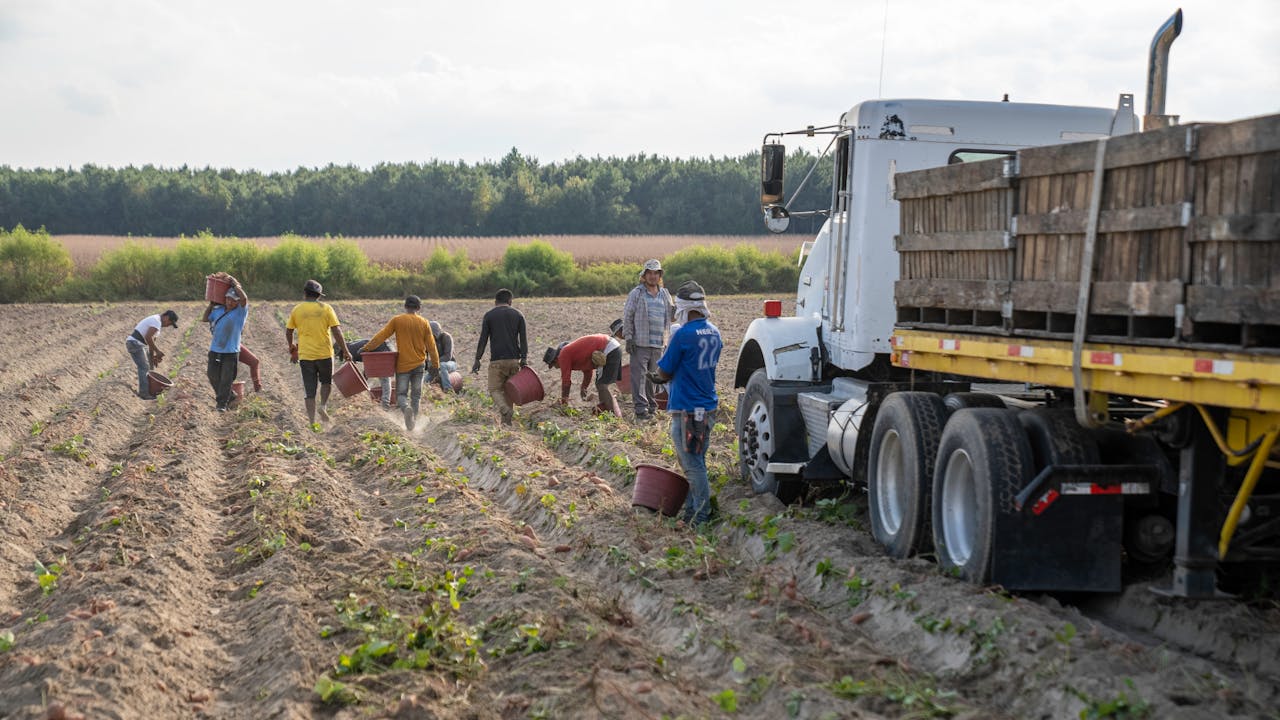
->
[365,295,440,431]
[285,279,353,425]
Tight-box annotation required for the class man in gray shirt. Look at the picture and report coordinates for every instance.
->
[622,258,673,420]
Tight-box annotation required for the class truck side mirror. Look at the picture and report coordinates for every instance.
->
[761,143,785,205]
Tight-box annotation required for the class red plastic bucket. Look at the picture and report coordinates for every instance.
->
[205,275,231,303]
[654,387,669,410]
[332,361,368,398]
[231,380,245,400]
[362,351,397,378]
[146,371,173,396]
[370,386,383,403]
[632,464,688,516]
[503,366,545,406]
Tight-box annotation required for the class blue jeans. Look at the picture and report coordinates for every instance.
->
[427,360,457,391]
[126,339,150,397]
[395,363,425,430]
[670,411,714,526]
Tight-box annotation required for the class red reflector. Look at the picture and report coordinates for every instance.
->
[764,300,782,318]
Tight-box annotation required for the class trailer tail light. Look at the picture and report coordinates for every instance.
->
[764,300,782,318]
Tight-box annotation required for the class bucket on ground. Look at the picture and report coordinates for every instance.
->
[362,351,398,378]
[204,275,231,303]
[370,386,383,403]
[333,361,368,398]
[632,464,688,517]
[146,371,174,397]
[503,366,545,406]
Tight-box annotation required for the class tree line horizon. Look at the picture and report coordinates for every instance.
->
[0,148,835,239]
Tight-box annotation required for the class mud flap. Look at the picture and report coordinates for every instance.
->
[992,494,1122,592]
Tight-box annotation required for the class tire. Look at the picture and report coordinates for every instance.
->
[1017,408,1099,470]
[943,392,1006,413]
[868,392,948,558]
[931,408,1034,584]
[737,368,806,501]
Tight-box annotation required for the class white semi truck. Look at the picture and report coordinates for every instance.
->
[734,11,1280,596]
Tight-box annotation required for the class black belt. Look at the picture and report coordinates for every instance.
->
[130,330,146,343]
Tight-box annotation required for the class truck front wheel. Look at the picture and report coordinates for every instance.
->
[868,392,947,558]
[737,369,805,501]
[931,408,1034,583]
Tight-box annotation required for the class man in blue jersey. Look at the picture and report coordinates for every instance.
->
[649,280,722,527]
[204,272,249,412]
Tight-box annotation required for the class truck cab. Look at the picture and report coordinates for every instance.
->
[737,96,1135,496]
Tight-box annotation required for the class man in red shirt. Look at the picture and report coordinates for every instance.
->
[543,324,624,417]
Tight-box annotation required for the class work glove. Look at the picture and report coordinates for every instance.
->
[625,339,635,354]
[645,370,666,386]
[519,358,528,367]
[471,360,482,374]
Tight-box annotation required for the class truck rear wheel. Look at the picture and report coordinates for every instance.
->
[932,408,1034,583]
[737,369,805,501]
[868,392,947,557]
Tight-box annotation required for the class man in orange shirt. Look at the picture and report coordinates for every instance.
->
[365,295,441,431]
[543,325,624,418]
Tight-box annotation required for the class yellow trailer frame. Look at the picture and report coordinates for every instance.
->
[891,329,1280,413]
[892,329,1280,559]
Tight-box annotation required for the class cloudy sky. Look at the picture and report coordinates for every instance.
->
[1,0,1275,172]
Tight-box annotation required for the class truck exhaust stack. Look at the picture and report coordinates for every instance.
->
[1144,8,1183,130]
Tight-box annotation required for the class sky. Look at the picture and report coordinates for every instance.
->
[1,0,1276,172]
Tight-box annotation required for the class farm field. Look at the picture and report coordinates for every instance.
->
[53,235,798,271]
[0,296,1277,719]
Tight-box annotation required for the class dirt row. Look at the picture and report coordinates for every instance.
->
[0,298,1277,719]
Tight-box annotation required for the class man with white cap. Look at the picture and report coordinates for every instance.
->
[648,280,722,527]
[203,272,249,412]
[622,258,673,420]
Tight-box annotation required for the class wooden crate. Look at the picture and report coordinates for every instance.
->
[894,113,1280,348]
[895,158,1016,330]
[1185,115,1280,347]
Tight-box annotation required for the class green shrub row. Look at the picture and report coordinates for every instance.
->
[0,227,800,303]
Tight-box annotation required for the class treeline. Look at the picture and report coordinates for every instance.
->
[0,227,799,303]
[0,149,833,237]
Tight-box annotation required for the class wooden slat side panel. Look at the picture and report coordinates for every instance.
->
[894,160,1011,199]
[1195,115,1280,160]
[1018,124,1190,176]
[895,279,1007,311]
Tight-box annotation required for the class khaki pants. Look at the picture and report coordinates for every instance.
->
[487,359,522,424]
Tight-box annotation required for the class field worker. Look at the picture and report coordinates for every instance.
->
[544,327,624,417]
[125,308,178,400]
[202,287,265,395]
[622,258,674,421]
[473,288,528,426]
[427,320,457,391]
[648,280,722,527]
[336,337,392,408]
[203,273,249,412]
[285,279,353,425]
[365,295,441,432]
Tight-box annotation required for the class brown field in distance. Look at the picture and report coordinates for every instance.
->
[55,234,800,271]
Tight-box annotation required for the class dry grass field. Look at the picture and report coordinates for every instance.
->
[55,234,800,271]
